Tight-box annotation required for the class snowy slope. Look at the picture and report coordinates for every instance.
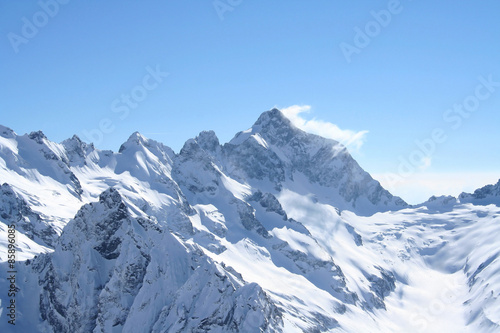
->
[0,110,499,332]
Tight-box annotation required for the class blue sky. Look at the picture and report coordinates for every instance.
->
[1,1,499,204]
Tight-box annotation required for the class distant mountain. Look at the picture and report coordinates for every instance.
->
[459,179,500,206]
[417,179,500,210]
[0,110,499,332]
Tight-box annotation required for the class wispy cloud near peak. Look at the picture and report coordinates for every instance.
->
[281,105,368,151]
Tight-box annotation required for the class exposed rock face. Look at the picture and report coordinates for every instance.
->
[25,189,283,332]
[0,183,56,246]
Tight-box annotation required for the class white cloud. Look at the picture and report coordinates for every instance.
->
[281,105,368,151]
[373,171,500,205]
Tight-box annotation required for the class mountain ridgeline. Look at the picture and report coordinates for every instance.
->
[0,109,499,332]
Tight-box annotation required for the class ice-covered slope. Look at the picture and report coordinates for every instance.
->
[0,109,499,332]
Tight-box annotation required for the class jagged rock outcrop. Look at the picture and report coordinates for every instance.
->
[14,189,283,332]
[0,183,56,246]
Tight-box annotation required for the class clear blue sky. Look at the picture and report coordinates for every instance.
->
[1,1,499,203]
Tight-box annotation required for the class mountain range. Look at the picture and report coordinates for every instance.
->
[1,108,499,332]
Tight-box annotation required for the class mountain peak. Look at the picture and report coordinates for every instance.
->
[68,134,83,145]
[28,130,48,144]
[119,131,148,153]
[0,182,15,196]
[253,108,295,131]
[128,131,147,143]
[229,108,298,146]
[195,130,220,152]
[475,179,500,197]
[459,179,500,204]
[0,125,15,138]
[98,187,124,208]
[62,135,94,155]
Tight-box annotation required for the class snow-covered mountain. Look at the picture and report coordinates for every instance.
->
[0,109,499,332]
[458,179,500,206]
[224,109,406,214]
